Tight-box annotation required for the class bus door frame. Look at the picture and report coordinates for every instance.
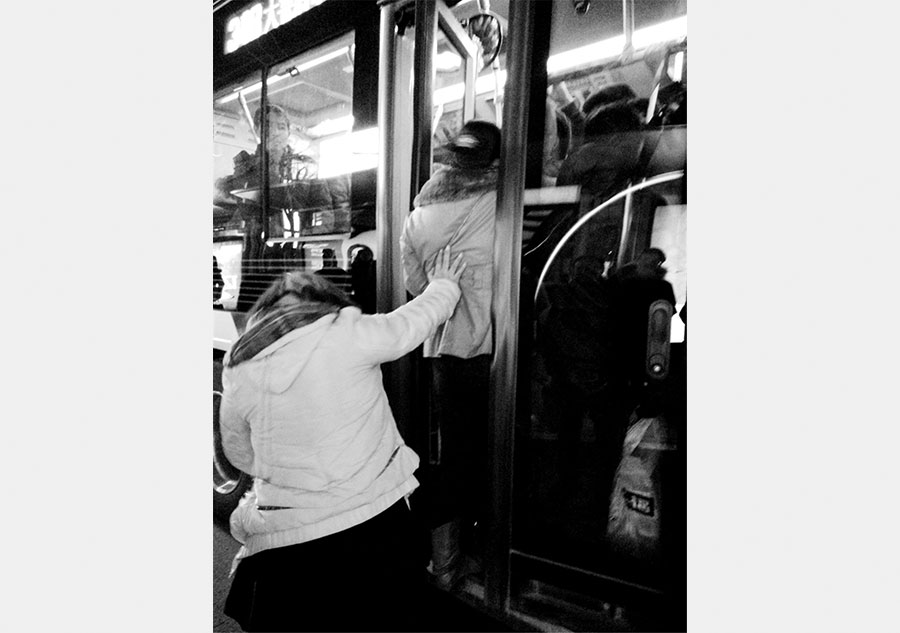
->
[376,1,483,463]
[486,0,535,613]
[377,0,527,617]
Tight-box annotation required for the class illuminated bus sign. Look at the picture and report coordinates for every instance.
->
[224,0,328,54]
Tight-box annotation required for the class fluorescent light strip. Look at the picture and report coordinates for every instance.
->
[434,70,507,106]
[317,126,379,178]
[218,16,685,107]
[546,38,624,76]
[436,50,463,71]
[670,51,684,82]
[632,16,687,49]
[307,115,354,137]
[217,73,288,104]
[434,16,686,106]
[216,47,349,105]
[293,47,348,73]
[548,16,686,75]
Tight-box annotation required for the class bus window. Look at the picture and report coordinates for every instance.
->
[512,0,686,625]
[212,242,242,310]
[432,27,468,153]
[214,68,263,311]
[212,31,377,312]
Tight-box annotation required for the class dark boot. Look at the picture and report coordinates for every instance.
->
[428,519,462,590]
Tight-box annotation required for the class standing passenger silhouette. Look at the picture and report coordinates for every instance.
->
[400,120,501,589]
[315,247,351,295]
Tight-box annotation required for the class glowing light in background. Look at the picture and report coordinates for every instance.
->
[546,16,686,75]
[432,16,686,107]
[317,126,379,178]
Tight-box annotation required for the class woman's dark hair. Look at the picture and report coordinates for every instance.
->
[247,271,354,327]
[446,119,501,169]
[584,102,644,137]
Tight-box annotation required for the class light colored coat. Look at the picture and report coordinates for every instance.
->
[400,165,497,359]
[220,278,460,561]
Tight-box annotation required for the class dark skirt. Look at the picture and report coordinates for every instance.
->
[224,498,427,632]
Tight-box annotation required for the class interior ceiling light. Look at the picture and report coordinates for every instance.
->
[547,16,686,75]
[292,47,348,73]
[216,46,350,105]
[433,16,685,107]
[217,73,287,104]
[307,115,354,137]
[436,50,462,72]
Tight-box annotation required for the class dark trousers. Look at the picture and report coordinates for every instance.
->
[224,499,424,632]
[427,354,491,530]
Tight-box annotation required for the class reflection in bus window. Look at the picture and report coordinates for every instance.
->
[212,31,377,312]
[513,0,687,612]
[315,247,352,295]
[349,244,376,314]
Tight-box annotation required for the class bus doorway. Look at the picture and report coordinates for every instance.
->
[382,0,687,630]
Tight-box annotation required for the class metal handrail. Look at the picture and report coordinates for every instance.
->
[533,170,684,304]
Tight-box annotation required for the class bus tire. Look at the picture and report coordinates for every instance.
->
[214,359,251,519]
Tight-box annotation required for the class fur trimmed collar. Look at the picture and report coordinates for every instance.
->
[414,164,498,207]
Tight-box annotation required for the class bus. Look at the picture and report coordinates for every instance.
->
[213,1,686,630]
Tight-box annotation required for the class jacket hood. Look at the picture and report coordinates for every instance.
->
[414,164,498,207]
[244,312,340,394]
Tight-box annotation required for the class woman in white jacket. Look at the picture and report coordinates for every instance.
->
[220,247,466,632]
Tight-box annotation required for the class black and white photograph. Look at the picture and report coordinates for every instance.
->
[211,1,685,629]
[6,1,900,631]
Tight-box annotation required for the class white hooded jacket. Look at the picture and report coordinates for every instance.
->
[220,278,460,562]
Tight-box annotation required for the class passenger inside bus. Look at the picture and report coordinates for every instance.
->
[315,248,351,295]
[213,256,225,306]
[219,104,306,191]
[526,58,687,570]
[215,101,357,310]
[536,252,620,516]
[400,120,502,591]
[535,246,677,542]
[349,245,376,314]
[556,82,647,216]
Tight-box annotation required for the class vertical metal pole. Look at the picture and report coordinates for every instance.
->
[617,188,634,267]
[376,2,422,450]
[463,46,477,122]
[376,3,398,313]
[411,0,437,199]
[621,0,638,257]
[259,67,270,239]
[622,0,635,56]
[485,0,533,614]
